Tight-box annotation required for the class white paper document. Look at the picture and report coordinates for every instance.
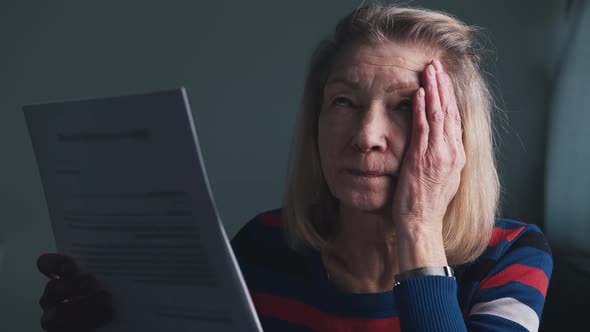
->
[24,88,263,332]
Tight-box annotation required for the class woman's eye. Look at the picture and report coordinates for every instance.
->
[331,96,354,107]
[396,99,413,112]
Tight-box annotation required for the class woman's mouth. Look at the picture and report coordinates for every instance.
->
[345,169,388,178]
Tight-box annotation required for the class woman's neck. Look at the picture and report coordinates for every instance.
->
[322,204,399,293]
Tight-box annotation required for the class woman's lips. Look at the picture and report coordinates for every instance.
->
[345,169,388,177]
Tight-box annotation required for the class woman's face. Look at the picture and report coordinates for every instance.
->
[318,42,430,212]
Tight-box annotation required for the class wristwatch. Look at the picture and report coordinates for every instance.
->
[394,266,455,287]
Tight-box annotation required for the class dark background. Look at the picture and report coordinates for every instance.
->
[1,0,587,330]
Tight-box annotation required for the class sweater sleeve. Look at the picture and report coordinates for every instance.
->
[394,275,466,331]
[393,224,553,332]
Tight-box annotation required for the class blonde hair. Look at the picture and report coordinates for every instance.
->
[282,4,500,266]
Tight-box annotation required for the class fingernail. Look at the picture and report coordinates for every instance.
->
[419,88,424,97]
[48,273,60,280]
[433,59,443,72]
[428,64,435,75]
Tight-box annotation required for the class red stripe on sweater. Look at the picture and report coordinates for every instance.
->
[488,226,525,246]
[251,291,400,332]
[479,263,549,297]
[260,212,281,227]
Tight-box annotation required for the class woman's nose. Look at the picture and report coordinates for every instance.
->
[351,108,388,153]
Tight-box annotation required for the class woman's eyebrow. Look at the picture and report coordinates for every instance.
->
[325,77,420,93]
[325,77,359,89]
[385,83,420,93]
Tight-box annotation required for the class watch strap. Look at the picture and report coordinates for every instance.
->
[394,266,455,287]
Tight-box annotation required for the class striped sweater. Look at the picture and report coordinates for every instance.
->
[231,209,553,331]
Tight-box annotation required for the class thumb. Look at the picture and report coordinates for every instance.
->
[37,253,79,280]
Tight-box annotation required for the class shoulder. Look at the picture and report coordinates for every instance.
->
[230,208,286,251]
[486,218,552,259]
[458,218,553,293]
[230,208,311,278]
[456,219,554,330]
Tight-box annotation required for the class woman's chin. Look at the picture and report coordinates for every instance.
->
[338,193,392,213]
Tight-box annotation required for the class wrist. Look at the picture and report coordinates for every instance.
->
[396,220,447,270]
[394,266,455,287]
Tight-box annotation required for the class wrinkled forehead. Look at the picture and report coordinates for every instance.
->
[327,42,432,84]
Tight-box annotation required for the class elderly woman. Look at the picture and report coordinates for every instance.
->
[37,4,552,332]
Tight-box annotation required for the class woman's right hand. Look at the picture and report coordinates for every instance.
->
[37,253,113,332]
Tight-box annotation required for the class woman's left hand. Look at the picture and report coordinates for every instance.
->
[392,59,466,236]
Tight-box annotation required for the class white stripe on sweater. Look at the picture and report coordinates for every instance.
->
[469,297,539,332]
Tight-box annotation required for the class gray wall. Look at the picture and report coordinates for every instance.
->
[0,0,566,330]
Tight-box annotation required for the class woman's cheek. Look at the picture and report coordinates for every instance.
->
[388,116,412,154]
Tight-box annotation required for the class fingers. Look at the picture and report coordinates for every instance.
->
[39,279,75,311]
[40,274,100,310]
[410,87,428,156]
[37,253,79,280]
[422,59,464,148]
[432,60,462,145]
[432,60,454,143]
[38,255,114,331]
[423,62,444,147]
[41,289,113,332]
[408,59,464,169]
